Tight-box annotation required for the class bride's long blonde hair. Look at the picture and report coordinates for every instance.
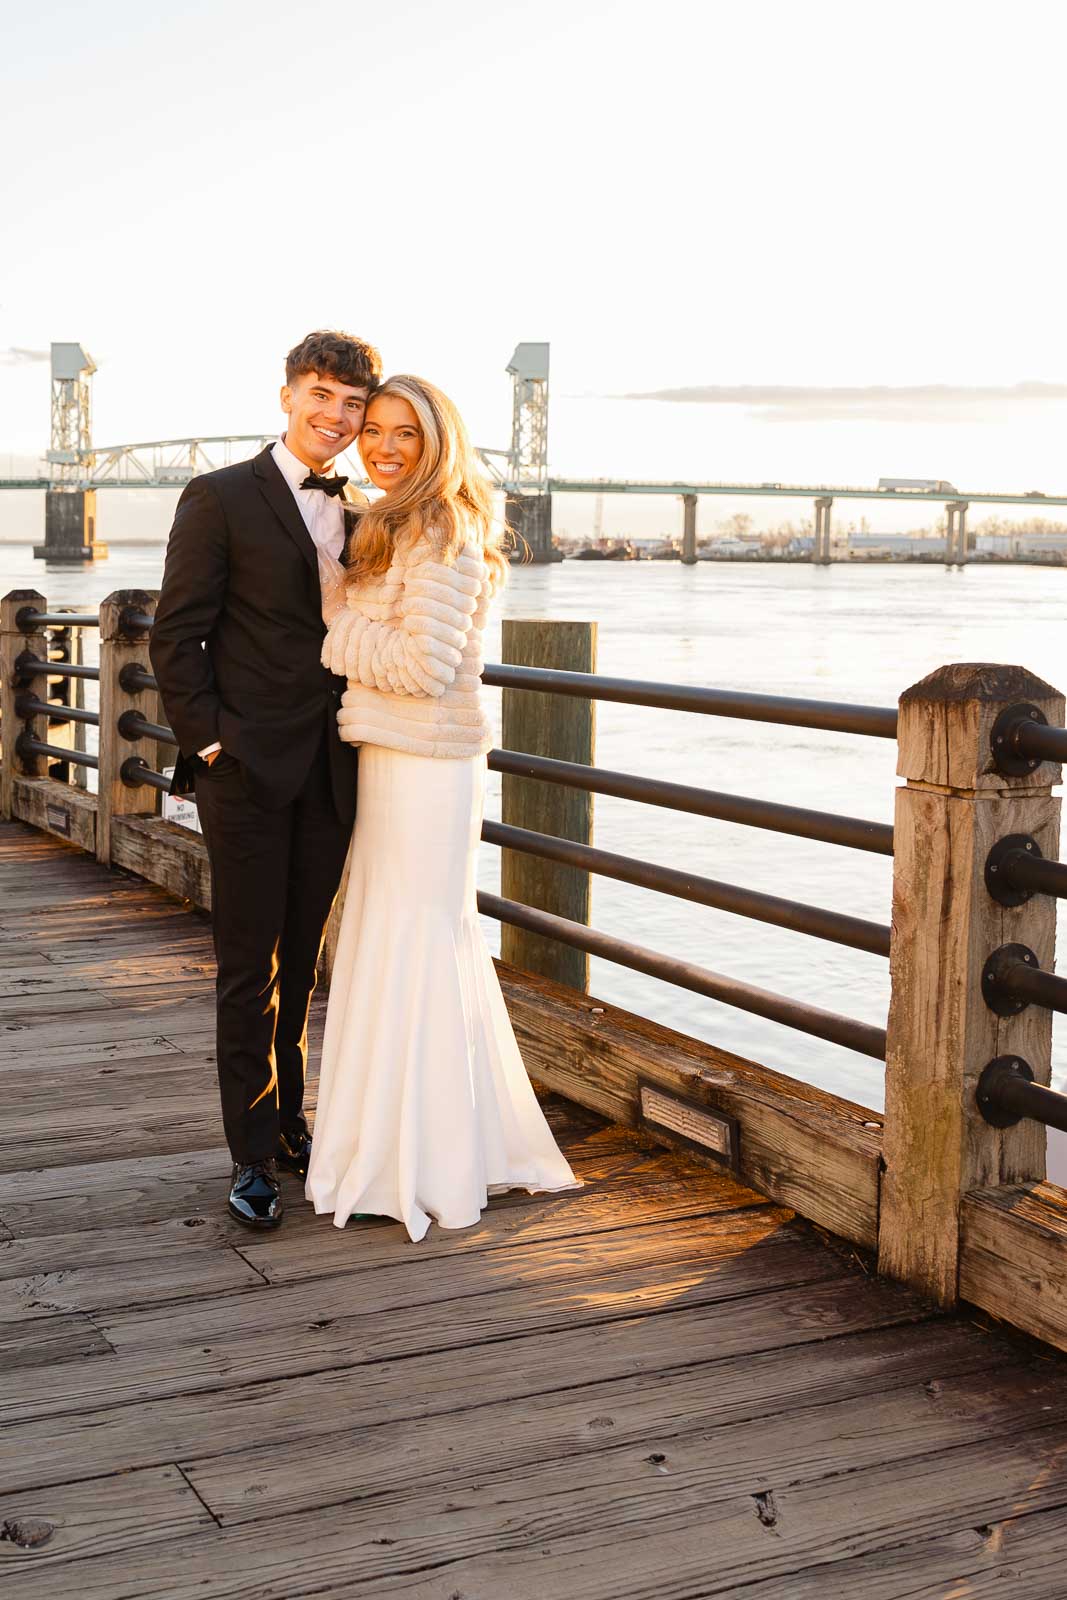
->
[346,374,509,588]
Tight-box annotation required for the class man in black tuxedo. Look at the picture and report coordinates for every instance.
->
[151,330,381,1228]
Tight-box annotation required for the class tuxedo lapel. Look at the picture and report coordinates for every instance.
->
[252,446,317,574]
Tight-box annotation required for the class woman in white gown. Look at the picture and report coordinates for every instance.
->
[306,375,579,1241]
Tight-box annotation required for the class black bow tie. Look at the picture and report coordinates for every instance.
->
[301,472,348,498]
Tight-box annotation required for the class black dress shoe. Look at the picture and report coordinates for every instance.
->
[228,1160,283,1229]
[277,1126,312,1180]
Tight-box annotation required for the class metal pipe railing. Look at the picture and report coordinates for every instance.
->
[483,820,891,956]
[119,758,172,793]
[482,663,898,738]
[998,848,1067,901]
[988,952,1067,1017]
[15,696,100,728]
[16,656,100,683]
[976,1057,1067,1134]
[117,710,178,745]
[478,892,887,1059]
[16,609,100,630]
[1015,720,1067,765]
[15,733,99,770]
[118,609,155,634]
[118,664,158,694]
[488,749,894,856]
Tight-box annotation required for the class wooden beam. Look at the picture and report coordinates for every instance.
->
[500,618,597,990]
[96,589,159,866]
[497,960,882,1247]
[110,815,211,909]
[960,1180,1067,1352]
[879,662,1064,1306]
[12,776,96,853]
[0,589,47,819]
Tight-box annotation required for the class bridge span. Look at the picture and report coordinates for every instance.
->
[3,340,1065,564]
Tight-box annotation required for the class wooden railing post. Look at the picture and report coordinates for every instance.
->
[878,663,1065,1306]
[500,619,597,991]
[0,590,48,820]
[97,589,158,866]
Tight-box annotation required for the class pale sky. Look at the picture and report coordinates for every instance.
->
[2,0,1065,497]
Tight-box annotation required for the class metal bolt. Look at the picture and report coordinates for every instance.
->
[1031,710,1041,719]
[990,864,998,872]
[1026,842,1034,850]
[996,736,1004,745]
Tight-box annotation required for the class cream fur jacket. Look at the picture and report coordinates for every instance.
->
[320,533,495,759]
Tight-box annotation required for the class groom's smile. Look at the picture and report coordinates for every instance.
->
[280,370,370,472]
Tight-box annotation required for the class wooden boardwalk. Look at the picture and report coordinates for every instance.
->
[2,822,1067,1599]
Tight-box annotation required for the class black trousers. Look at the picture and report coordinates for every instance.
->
[194,734,354,1165]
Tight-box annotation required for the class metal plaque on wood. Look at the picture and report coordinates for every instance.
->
[45,804,71,839]
[638,1080,740,1172]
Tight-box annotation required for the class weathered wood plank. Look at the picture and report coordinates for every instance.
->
[0,1113,636,1237]
[0,1316,998,1506]
[0,1053,217,1108]
[0,1270,921,1432]
[0,1110,228,1174]
[0,1146,232,1237]
[0,1213,237,1281]
[313,1421,1067,1600]
[101,1209,827,1355]
[0,1311,111,1371]
[182,1322,1033,1526]
[0,1466,211,1579]
[0,986,116,1023]
[739,1500,1067,1600]
[9,1370,1067,1600]
[498,961,882,1247]
[0,1033,184,1078]
[960,1179,1067,1352]
[110,813,211,907]
[11,775,97,854]
[0,992,217,1059]
[0,1239,266,1323]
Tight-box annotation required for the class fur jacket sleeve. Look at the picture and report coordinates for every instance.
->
[321,537,485,698]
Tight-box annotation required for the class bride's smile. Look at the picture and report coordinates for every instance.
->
[359,393,424,490]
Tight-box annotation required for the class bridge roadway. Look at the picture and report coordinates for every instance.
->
[2,821,1067,1596]
[4,474,1067,509]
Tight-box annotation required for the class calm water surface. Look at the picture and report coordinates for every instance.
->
[12,545,1067,1169]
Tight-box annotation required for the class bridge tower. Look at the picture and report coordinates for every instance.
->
[504,342,558,562]
[36,343,106,562]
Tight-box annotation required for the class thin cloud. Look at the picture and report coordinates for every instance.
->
[0,347,49,366]
[613,381,1067,424]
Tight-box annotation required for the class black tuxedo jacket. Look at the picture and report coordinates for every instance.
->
[150,446,361,818]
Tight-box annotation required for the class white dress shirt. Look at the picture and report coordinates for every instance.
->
[270,434,347,562]
[198,436,348,759]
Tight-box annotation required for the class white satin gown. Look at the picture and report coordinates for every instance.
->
[305,556,579,1241]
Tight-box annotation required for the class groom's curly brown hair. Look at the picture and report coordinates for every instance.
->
[285,329,382,391]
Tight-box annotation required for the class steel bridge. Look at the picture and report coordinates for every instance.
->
[2,340,1065,564]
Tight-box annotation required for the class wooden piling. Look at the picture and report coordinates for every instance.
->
[500,619,596,991]
[0,590,48,820]
[878,662,1064,1307]
[97,589,159,866]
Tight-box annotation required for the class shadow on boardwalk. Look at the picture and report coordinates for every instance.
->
[2,821,1067,1598]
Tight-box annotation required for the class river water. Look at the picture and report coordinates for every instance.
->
[9,544,1067,1171]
